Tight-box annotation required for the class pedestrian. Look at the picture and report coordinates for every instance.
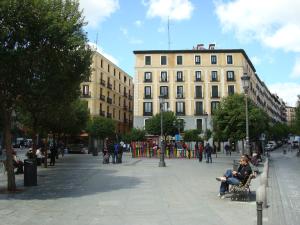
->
[49,144,57,166]
[225,144,230,155]
[205,143,212,163]
[112,143,119,163]
[117,143,123,163]
[198,142,203,162]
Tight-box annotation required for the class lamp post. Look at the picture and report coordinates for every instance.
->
[159,95,166,167]
[241,73,250,155]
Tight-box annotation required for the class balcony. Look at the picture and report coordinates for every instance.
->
[123,118,128,124]
[176,78,184,82]
[144,79,152,83]
[143,111,153,116]
[211,94,220,99]
[107,97,112,104]
[176,94,184,99]
[107,83,112,89]
[160,94,169,99]
[100,94,105,101]
[100,110,106,117]
[129,108,133,112]
[195,95,203,99]
[194,110,204,116]
[144,95,152,99]
[195,78,202,82]
[124,92,128,97]
[129,95,133,100]
[81,92,91,98]
[123,105,128,110]
[107,113,112,118]
[176,111,185,116]
[100,79,106,86]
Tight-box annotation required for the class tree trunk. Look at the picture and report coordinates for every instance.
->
[4,109,16,191]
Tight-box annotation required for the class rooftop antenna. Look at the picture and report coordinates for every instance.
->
[168,16,171,50]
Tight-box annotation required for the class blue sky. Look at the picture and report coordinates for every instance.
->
[79,0,300,107]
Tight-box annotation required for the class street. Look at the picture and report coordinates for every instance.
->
[0,148,299,225]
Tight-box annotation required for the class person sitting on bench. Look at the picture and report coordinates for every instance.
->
[12,151,24,174]
[216,156,252,198]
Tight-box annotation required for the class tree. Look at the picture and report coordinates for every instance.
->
[0,0,92,191]
[145,111,177,139]
[87,116,116,141]
[268,122,289,141]
[183,129,201,142]
[121,128,146,143]
[213,94,269,143]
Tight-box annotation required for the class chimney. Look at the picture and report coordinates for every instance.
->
[196,44,205,50]
[209,43,216,50]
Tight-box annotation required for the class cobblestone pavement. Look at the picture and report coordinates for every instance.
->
[0,149,296,225]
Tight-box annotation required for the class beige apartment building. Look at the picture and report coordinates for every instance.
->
[133,45,286,131]
[80,51,134,134]
[286,106,296,125]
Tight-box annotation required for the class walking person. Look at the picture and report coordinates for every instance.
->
[205,143,212,163]
[49,144,57,166]
[112,143,119,163]
[198,142,203,162]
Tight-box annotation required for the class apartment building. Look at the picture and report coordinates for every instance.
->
[133,44,285,131]
[286,106,296,125]
[80,51,133,134]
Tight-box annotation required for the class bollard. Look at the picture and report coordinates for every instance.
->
[256,185,265,225]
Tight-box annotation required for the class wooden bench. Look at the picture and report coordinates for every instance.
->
[230,173,256,201]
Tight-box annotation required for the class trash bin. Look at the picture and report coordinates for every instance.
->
[24,159,37,186]
[233,159,239,171]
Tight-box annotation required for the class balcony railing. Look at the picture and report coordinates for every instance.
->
[107,113,112,118]
[144,95,152,99]
[81,92,91,98]
[176,111,185,116]
[195,95,203,99]
[123,105,128,110]
[107,83,112,89]
[194,110,204,116]
[176,94,184,99]
[100,94,105,101]
[129,108,133,112]
[123,118,128,123]
[107,97,112,104]
[143,111,153,116]
[124,92,128,97]
[129,95,133,100]
[100,110,106,117]
[100,79,106,86]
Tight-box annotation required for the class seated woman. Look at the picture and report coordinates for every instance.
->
[216,156,252,198]
[12,151,24,174]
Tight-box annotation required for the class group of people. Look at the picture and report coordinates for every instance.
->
[102,138,124,164]
[215,154,255,198]
[194,142,213,163]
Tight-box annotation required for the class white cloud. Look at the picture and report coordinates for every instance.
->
[291,57,300,78]
[134,20,143,27]
[120,27,143,45]
[144,0,194,21]
[157,26,166,33]
[215,0,300,52]
[88,42,119,65]
[79,0,119,28]
[251,56,261,66]
[268,82,300,107]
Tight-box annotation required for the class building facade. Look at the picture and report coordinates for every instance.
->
[133,45,285,131]
[80,51,134,134]
[286,106,296,125]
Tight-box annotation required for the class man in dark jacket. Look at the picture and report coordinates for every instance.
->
[216,156,252,197]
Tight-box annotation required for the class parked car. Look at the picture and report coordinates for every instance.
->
[292,141,299,149]
[265,143,274,151]
[67,144,87,154]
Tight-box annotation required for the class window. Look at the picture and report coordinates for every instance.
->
[82,85,89,95]
[161,102,169,112]
[195,102,203,115]
[124,76,127,83]
[211,55,217,64]
[143,102,152,116]
[160,86,169,98]
[211,71,218,81]
[195,86,202,98]
[227,55,233,64]
[176,71,183,82]
[101,59,103,68]
[195,71,201,81]
[195,55,201,64]
[144,72,152,82]
[211,101,220,114]
[108,64,110,72]
[196,119,202,131]
[176,86,184,99]
[119,84,121,92]
[228,85,235,95]
[144,86,151,99]
[161,55,167,65]
[145,56,151,65]
[227,71,235,81]
[160,71,168,82]
[176,102,185,115]
[211,85,219,98]
[177,55,183,65]
[113,68,116,76]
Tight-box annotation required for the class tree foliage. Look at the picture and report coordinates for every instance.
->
[122,128,146,143]
[213,94,269,142]
[87,116,116,140]
[0,0,92,190]
[183,129,201,142]
[145,111,177,137]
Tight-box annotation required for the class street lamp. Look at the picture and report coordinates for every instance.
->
[241,73,250,155]
[159,95,166,167]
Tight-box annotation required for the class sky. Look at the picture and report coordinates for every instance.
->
[79,0,300,107]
